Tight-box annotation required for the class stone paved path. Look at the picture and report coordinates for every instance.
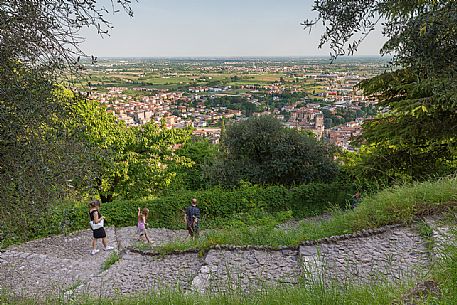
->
[78,252,202,297]
[0,228,117,297]
[0,216,455,298]
[115,227,189,250]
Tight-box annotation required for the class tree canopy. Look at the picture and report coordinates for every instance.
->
[211,116,339,186]
[170,139,219,191]
[0,1,135,242]
[307,0,457,180]
[72,99,194,201]
[0,63,99,242]
[1,0,133,69]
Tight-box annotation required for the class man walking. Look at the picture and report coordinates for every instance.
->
[185,198,200,240]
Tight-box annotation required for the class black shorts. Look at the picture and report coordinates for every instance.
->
[93,227,106,239]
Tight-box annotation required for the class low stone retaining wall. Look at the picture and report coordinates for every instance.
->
[78,252,202,296]
[194,248,301,293]
[300,227,429,284]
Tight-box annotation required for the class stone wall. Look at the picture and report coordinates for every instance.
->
[194,248,300,293]
[78,252,202,296]
[300,227,429,285]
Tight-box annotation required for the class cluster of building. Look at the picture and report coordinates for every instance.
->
[281,102,364,151]
[90,87,239,142]
[88,61,380,149]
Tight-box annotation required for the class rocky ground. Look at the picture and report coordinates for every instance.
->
[0,217,454,299]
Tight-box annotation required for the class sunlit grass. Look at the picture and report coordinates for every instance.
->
[149,176,457,255]
[101,251,120,271]
[0,279,411,305]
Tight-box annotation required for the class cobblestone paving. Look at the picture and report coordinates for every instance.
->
[77,252,202,297]
[425,215,457,259]
[193,249,301,293]
[0,250,83,297]
[300,227,430,284]
[0,228,117,298]
[0,218,454,298]
[8,228,117,260]
[115,227,188,250]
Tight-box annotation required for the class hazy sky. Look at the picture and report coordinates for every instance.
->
[80,0,386,57]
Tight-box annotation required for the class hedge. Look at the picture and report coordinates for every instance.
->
[0,182,352,248]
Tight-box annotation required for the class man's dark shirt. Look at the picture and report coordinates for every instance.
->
[186,205,200,226]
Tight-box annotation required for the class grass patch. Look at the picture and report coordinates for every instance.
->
[416,220,435,253]
[0,280,410,305]
[151,176,457,255]
[429,235,457,304]
[101,251,120,271]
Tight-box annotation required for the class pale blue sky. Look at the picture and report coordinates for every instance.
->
[80,0,386,57]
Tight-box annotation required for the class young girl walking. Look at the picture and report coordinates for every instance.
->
[137,207,151,243]
[89,200,114,255]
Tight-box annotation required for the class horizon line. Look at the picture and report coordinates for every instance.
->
[88,55,389,60]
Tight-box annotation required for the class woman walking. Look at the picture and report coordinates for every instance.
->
[89,200,114,255]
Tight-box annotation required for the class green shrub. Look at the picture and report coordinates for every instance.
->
[0,200,81,249]
[0,182,351,248]
[71,182,350,231]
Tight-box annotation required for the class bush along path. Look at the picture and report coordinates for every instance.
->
[0,215,455,299]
